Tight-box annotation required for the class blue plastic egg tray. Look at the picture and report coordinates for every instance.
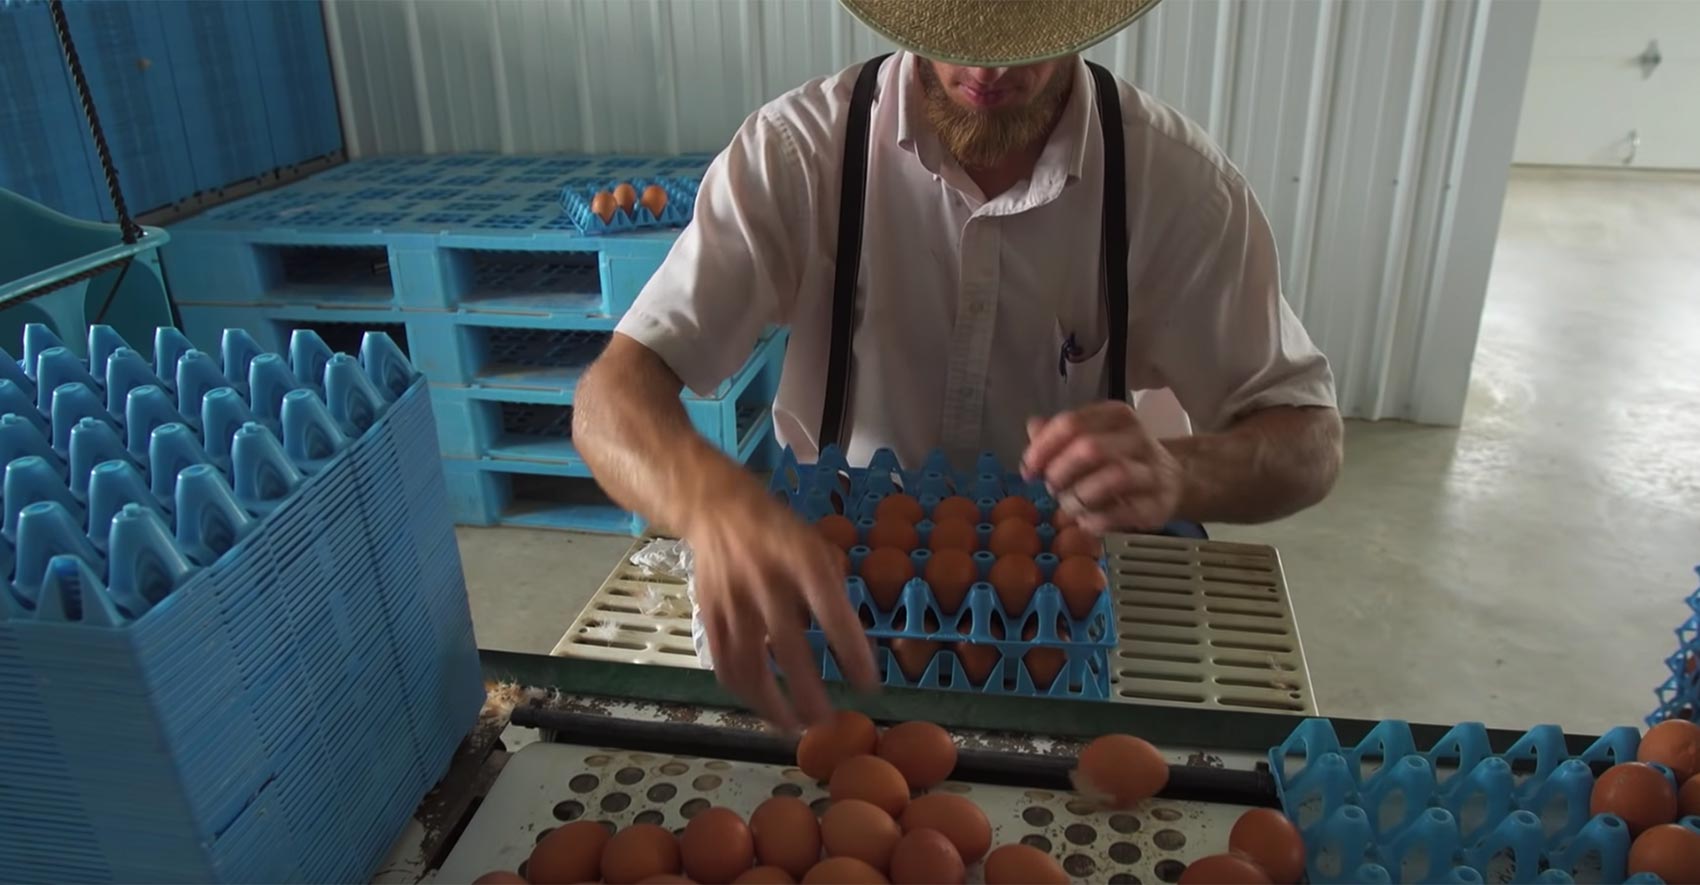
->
[1267,717,1700,884]
[559,175,700,234]
[768,445,1116,700]
[0,322,482,883]
[1648,567,1700,727]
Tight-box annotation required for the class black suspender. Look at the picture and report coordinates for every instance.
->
[819,57,1131,450]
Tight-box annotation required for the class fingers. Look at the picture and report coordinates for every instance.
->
[1021,402,1138,481]
[1039,433,1125,494]
[755,567,834,726]
[1068,463,1172,533]
[801,552,878,691]
[705,602,800,732]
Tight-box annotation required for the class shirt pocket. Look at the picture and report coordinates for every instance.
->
[1049,318,1110,410]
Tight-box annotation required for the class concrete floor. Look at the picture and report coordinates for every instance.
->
[458,168,1700,736]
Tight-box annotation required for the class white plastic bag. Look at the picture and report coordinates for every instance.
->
[630,538,713,669]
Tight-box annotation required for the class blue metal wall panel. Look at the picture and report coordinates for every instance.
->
[248,0,343,166]
[158,0,278,191]
[0,3,103,220]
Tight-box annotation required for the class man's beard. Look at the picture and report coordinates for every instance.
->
[918,61,1072,170]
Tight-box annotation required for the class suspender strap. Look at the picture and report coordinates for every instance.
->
[819,56,1130,449]
[820,53,891,450]
[1086,61,1130,403]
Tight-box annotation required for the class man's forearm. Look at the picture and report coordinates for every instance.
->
[574,335,756,538]
[1162,405,1342,524]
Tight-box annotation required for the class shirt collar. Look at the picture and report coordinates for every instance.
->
[891,53,1096,206]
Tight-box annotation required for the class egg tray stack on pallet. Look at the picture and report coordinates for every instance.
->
[768,445,1117,699]
[164,153,783,535]
[1269,717,1700,884]
[0,322,483,883]
[1648,566,1700,726]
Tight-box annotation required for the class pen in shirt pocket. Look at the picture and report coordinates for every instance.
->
[1059,332,1084,379]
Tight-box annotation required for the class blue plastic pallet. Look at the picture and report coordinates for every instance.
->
[1268,717,1690,884]
[164,154,710,318]
[770,445,1117,700]
[1648,567,1700,726]
[426,327,783,461]
[0,322,482,883]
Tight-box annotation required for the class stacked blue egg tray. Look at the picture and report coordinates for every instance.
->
[1269,717,1700,883]
[768,445,1117,700]
[0,322,483,882]
[559,175,700,234]
[1648,566,1700,726]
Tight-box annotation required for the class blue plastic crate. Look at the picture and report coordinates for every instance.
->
[0,321,481,883]
[769,445,1117,700]
[1268,717,1666,884]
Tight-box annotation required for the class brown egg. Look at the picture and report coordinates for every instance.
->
[888,829,963,884]
[639,878,694,884]
[899,794,992,864]
[952,640,1000,686]
[749,796,820,879]
[1591,762,1678,834]
[641,184,670,217]
[797,710,878,781]
[922,549,976,613]
[1021,619,1068,690]
[1639,719,1700,782]
[988,555,1041,616]
[1628,823,1700,884]
[591,191,618,223]
[1179,853,1273,884]
[614,182,639,213]
[473,873,528,885]
[829,755,911,817]
[816,515,859,550]
[859,548,915,612]
[1053,555,1108,619]
[1229,808,1306,883]
[682,807,756,883]
[931,496,980,525]
[820,798,902,870]
[926,519,979,554]
[875,494,924,525]
[982,844,1066,884]
[528,819,612,884]
[990,496,1039,525]
[801,857,887,885]
[732,868,794,885]
[889,639,939,681]
[988,519,1042,558]
[1682,772,1700,816]
[1072,734,1169,808]
[1050,525,1103,560]
[602,824,682,884]
[867,519,919,552]
[877,721,957,790]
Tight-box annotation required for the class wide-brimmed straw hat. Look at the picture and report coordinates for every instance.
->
[840,0,1165,67]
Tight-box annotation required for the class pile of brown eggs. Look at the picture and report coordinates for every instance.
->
[476,716,1307,884]
[1590,718,1700,882]
[589,182,669,224]
[814,493,1108,691]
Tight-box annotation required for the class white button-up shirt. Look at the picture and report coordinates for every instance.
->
[617,53,1335,469]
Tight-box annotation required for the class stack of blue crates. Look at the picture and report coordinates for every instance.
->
[164,154,784,534]
[0,321,483,882]
[1649,566,1700,726]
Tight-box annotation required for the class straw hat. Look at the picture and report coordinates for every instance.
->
[840,0,1165,67]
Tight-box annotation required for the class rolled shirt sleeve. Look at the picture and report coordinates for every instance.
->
[615,106,812,398]
[1139,171,1337,432]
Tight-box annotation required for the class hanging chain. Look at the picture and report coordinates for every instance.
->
[48,0,142,245]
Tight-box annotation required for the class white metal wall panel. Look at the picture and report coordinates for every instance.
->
[321,0,1537,426]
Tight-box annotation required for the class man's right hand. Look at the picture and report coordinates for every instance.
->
[686,487,878,730]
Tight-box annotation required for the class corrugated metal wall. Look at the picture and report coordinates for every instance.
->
[323,0,1538,426]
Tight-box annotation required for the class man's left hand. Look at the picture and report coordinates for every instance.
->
[1021,402,1183,534]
